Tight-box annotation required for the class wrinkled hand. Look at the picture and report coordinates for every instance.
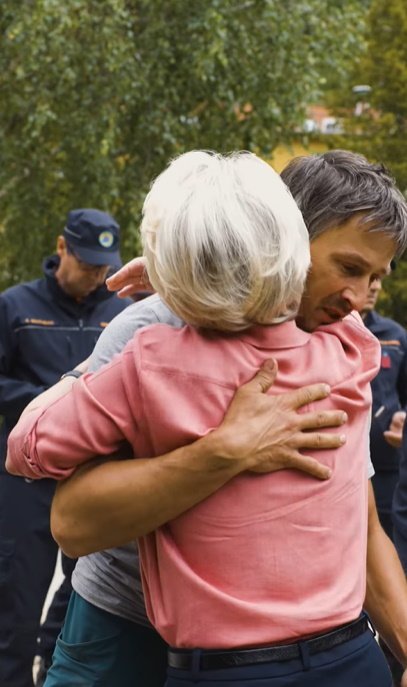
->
[384,410,406,449]
[106,257,153,298]
[214,359,347,480]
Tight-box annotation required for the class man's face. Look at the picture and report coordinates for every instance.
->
[360,277,382,316]
[55,237,110,300]
[297,215,395,332]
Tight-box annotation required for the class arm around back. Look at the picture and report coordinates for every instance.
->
[51,362,347,557]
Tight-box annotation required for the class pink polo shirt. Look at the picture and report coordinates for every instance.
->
[8,313,380,648]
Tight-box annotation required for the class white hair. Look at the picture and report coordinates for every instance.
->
[141,151,310,331]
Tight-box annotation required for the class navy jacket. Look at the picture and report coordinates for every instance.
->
[394,435,407,572]
[0,256,131,467]
[364,310,407,472]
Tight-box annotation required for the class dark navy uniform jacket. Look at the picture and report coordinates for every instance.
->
[0,255,131,468]
[364,310,407,473]
[394,434,407,572]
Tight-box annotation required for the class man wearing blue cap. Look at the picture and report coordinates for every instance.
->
[0,209,131,687]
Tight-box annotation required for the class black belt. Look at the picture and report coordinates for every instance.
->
[168,615,370,671]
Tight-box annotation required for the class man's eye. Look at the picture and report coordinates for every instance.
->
[341,264,361,276]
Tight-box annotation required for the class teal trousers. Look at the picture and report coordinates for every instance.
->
[44,591,167,687]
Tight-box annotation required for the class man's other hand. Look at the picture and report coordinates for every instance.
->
[384,410,406,449]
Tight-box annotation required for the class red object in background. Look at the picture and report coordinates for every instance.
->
[381,354,391,369]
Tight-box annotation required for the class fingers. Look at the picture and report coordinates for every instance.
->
[282,383,331,410]
[292,431,346,450]
[298,409,347,431]
[251,451,332,480]
[242,359,278,394]
[383,431,402,448]
[106,257,147,291]
[117,285,146,299]
[388,410,406,433]
[286,454,332,480]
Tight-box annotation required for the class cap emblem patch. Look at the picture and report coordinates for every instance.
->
[99,231,114,248]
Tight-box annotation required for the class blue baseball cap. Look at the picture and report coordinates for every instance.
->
[63,208,122,267]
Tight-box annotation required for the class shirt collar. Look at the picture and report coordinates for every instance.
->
[240,319,311,349]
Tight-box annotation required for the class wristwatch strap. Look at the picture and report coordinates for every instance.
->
[60,369,83,380]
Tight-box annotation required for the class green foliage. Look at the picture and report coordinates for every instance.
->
[326,0,407,327]
[362,0,407,194]
[0,0,365,288]
[379,262,407,327]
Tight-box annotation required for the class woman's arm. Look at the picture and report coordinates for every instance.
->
[6,352,132,479]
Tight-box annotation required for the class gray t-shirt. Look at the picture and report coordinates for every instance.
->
[72,294,183,625]
[72,294,375,625]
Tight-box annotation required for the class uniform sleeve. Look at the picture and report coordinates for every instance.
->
[396,329,407,410]
[0,296,46,419]
[6,340,144,480]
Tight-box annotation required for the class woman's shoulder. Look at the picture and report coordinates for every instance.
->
[314,311,381,383]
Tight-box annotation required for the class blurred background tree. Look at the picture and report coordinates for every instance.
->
[0,0,366,287]
[325,0,407,325]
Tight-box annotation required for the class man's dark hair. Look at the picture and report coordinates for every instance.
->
[281,150,407,256]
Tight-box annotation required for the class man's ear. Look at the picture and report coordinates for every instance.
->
[56,235,66,257]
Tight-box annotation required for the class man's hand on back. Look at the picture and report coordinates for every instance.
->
[210,358,347,480]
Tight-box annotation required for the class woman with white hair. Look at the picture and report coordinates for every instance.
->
[7,151,390,686]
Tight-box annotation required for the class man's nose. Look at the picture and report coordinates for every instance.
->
[342,285,369,312]
[370,277,382,293]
